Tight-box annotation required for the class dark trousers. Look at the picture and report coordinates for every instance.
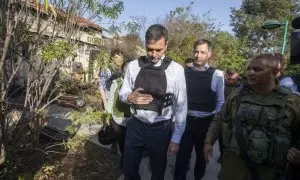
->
[174,115,213,180]
[291,164,300,180]
[123,118,172,180]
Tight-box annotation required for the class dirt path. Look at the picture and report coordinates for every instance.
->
[117,141,221,180]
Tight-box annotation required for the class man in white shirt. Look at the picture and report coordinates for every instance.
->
[119,24,187,180]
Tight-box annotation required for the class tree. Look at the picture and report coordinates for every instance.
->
[0,0,124,171]
[157,2,221,64]
[212,31,246,73]
[105,16,145,60]
[119,16,145,59]
[230,0,299,57]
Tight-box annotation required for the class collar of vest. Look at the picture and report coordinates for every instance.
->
[186,66,215,72]
[138,56,172,70]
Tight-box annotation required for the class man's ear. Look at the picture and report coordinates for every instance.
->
[208,51,212,59]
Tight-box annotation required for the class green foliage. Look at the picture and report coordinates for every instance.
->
[212,32,246,73]
[65,133,89,152]
[35,109,50,121]
[285,64,300,76]
[230,0,299,57]
[56,80,82,95]
[93,49,114,71]
[166,35,197,64]
[124,20,142,36]
[33,164,59,180]
[41,40,76,63]
[51,0,124,21]
[65,107,111,135]
[162,2,220,64]
[64,107,111,152]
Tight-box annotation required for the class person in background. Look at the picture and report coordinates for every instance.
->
[215,67,242,164]
[275,53,298,92]
[224,68,241,99]
[99,49,124,110]
[184,57,194,69]
[174,39,225,180]
[98,49,124,154]
[106,60,131,168]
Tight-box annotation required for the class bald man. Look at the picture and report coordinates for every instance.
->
[204,54,300,180]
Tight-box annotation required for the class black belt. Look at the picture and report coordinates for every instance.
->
[133,116,171,128]
[187,114,214,120]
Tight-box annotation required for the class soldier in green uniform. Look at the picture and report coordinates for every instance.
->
[224,68,241,99]
[204,54,300,180]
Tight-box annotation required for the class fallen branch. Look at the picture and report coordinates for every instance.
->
[40,93,65,111]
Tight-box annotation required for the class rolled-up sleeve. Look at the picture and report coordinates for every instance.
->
[119,63,133,104]
[205,112,222,145]
[171,67,187,144]
[205,89,234,145]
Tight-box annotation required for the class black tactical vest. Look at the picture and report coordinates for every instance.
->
[185,67,216,112]
[134,56,174,114]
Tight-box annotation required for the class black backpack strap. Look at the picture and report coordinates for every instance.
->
[206,67,216,73]
[234,86,261,180]
[138,56,147,68]
[160,56,172,70]
[137,56,172,70]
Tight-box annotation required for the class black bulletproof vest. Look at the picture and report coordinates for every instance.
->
[134,56,173,113]
[185,67,216,112]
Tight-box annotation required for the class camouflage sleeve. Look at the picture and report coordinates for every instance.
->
[205,90,237,145]
[204,110,222,145]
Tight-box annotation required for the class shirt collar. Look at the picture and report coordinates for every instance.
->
[148,55,165,67]
[192,63,210,71]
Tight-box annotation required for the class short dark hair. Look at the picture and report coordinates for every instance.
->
[225,68,238,75]
[111,49,123,57]
[185,58,194,64]
[145,24,168,43]
[251,53,279,68]
[193,39,212,51]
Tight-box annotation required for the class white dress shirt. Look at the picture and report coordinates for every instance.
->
[119,57,187,144]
